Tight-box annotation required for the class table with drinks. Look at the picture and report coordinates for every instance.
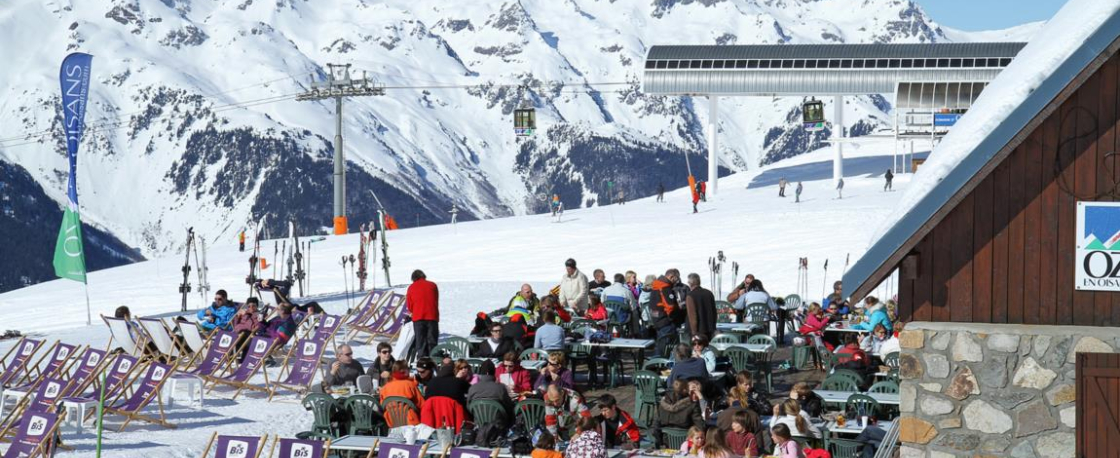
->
[813,390,900,406]
[827,417,895,435]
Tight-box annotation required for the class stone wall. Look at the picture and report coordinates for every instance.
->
[897,322,1120,458]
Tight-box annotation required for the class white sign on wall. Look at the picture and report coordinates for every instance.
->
[1076,201,1120,291]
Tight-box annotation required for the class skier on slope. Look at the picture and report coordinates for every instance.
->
[836,178,845,199]
[656,183,665,202]
[699,181,707,202]
[795,181,803,203]
[692,184,700,214]
[778,177,787,197]
[884,168,894,191]
[550,194,561,216]
[239,230,246,252]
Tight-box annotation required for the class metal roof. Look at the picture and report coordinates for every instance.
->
[646,43,1026,60]
[842,10,1120,300]
[641,43,1026,95]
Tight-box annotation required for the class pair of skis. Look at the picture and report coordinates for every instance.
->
[178,227,210,312]
[707,251,727,297]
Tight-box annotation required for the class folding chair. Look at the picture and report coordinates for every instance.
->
[0,338,44,388]
[0,376,73,440]
[103,315,148,357]
[379,442,429,458]
[310,314,345,351]
[200,432,269,458]
[1,410,63,458]
[206,336,277,400]
[138,318,186,364]
[270,436,332,458]
[167,330,240,408]
[60,353,142,433]
[179,320,211,360]
[342,290,390,332]
[102,361,177,431]
[348,293,407,343]
[0,342,80,413]
[267,336,328,401]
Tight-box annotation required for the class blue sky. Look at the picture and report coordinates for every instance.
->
[916,0,1067,31]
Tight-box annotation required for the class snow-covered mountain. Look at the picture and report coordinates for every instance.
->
[0,0,1037,292]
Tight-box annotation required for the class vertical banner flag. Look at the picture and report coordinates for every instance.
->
[53,53,93,283]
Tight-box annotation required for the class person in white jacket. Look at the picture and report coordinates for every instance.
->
[559,258,589,314]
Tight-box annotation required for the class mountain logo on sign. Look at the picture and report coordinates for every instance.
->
[1083,205,1120,249]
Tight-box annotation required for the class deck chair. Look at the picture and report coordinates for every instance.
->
[380,442,428,458]
[267,336,329,401]
[343,290,390,329]
[271,436,331,458]
[0,338,44,388]
[138,318,187,365]
[179,320,210,358]
[0,342,80,413]
[346,293,405,343]
[102,361,177,431]
[1,410,62,458]
[310,314,345,351]
[103,315,148,357]
[0,376,73,440]
[60,354,142,433]
[206,336,277,400]
[200,432,268,458]
[166,330,241,408]
[59,348,109,396]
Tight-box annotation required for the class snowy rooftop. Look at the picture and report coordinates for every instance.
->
[843,0,1120,297]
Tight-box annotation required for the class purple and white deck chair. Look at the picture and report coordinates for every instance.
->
[343,289,390,329]
[360,294,409,344]
[200,433,268,458]
[311,314,344,347]
[273,437,331,458]
[1,410,61,458]
[60,353,140,433]
[0,338,44,388]
[59,348,108,395]
[166,330,238,408]
[0,342,79,414]
[102,361,176,431]
[0,376,72,441]
[448,446,500,458]
[206,336,276,400]
[266,336,328,401]
[379,442,428,458]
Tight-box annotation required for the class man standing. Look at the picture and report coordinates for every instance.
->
[657,183,665,202]
[407,269,440,359]
[884,168,894,191]
[836,177,845,199]
[684,273,717,340]
[795,181,803,203]
[559,258,589,314]
[239,230,246,252]
[602,273,638,333]
[778,177,787,197]
[649,269,685,344]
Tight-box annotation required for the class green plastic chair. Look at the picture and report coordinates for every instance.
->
[567,341,600,387]
[661,427,690,449]
[344,394,381,435]
[642,358,672,372]
[382,396,419,427]
[468,399,506,425]
[443,336,473,358]
[568,319,597,331]
[466,358,486,374]
[746,334,777,391]
[883,352,900,370]
[516,398,546,427]
[430,343,465,360]
[746,334,777,350]
[744,303,769,326]
[784,294,803,311]
[654,333,679,358]
[817,346,840,372]
[846,393,881,418]
[869,380,899,394]
[520,348,550,361]
[301,393,339,438]
[821,376,859,392]
[711,333,741,345]
[603,301,628,329]
[827,437,867,458]
[724,347,753,373]
[832,369,865,389]
[633,370,661,427]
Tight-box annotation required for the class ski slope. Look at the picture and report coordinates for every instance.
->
[0,145,916,456]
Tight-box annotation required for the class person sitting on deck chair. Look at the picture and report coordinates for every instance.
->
[197,290,237,332]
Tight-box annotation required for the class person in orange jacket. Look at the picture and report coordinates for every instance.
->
[380,360,424,426]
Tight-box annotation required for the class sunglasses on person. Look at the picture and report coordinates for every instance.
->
[341,352,353,356]
[491,328,502,333]
[380,350,391,354]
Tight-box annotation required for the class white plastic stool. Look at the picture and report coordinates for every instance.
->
[61,398,98,433]
[0,387,30,416]
[166,374,204,409]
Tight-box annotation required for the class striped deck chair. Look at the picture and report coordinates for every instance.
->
[103,315,148,357]
[200,432,268,458]
[267,336,329,401]
[356,293,409,342]
[206,336,277,400]
[1,410,62,458]
[102,361,177,431]
[0,338,44,388]
[60,354,142,433]
[0,376,74,441]
[0,342,81,413]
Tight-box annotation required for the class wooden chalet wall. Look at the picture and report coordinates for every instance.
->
[897,48,1120,327]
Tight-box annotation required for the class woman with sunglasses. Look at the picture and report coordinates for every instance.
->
[367,342,396,386]
[533,352,574,393]
[495,352,533,399]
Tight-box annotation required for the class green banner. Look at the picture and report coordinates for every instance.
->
[53,207,87,283]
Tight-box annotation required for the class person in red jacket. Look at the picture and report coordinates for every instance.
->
[596,394,641,449]
[407,269,440,358]
[496,351,534,399]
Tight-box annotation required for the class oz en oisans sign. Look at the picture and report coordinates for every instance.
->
[1076,201,1120,290]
